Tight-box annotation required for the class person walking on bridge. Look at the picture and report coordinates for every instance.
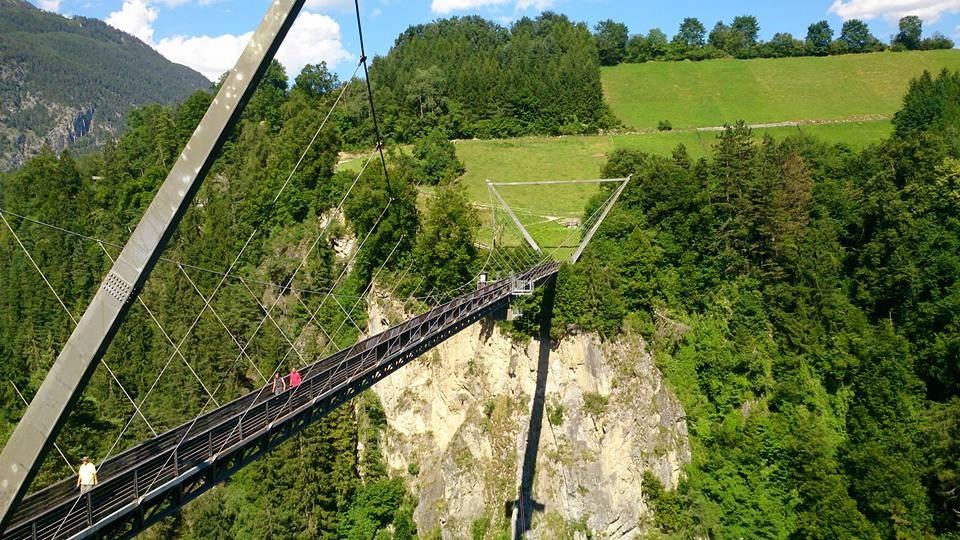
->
[289,366,302,388]
[76,456,97,494]
[272,372,286,395]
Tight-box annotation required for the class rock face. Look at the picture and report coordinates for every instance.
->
[367,295,690,538]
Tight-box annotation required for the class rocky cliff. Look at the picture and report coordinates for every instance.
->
[367,292,690,538]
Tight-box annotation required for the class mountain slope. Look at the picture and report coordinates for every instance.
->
[0,0,210,170]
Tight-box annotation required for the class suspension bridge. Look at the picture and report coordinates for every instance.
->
[0,1,626,538]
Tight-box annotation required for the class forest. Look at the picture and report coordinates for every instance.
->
[0,7,958,538]
[333,14,613,144]
[593,14,954,65]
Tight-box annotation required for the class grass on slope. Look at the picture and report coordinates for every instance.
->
[453,120,892,255]
[602,50,960,130]
[339,121,892,257]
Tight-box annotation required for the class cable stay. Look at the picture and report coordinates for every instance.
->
[485,176,631,265]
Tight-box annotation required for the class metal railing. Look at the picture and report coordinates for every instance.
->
[2,262,559,540]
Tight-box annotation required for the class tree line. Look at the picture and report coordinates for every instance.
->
[330,13,615,145]
[594,14,955,65]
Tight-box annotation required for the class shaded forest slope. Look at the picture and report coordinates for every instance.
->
[0,0,209,170]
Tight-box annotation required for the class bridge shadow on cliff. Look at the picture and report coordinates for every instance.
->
[504,275,555,538]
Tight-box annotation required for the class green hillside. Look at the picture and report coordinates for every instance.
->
[602,49,960,129]
[0,0,210,170]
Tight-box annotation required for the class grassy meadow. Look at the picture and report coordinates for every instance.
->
[602,49,960,130]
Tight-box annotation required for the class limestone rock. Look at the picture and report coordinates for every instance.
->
[367,293,690,538]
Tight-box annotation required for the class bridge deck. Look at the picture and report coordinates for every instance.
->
[2,262,558,540]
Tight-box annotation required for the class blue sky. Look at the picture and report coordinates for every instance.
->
[33,0,960,81]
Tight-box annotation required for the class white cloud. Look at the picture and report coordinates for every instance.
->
[37,0,61,11]
[829,0,960,23]
[155,32,251,80]
[515,0,554,9]
[275,12,352,79]
[106,0,158,43]
[431,0,554,14]
[305,0,355,10]
[155,12,350,81]
[105,1,351,81]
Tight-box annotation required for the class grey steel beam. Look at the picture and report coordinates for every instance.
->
[488,179,626,186]
[0,0,308,529]
[487,181,542,254]
[570,176,631,264]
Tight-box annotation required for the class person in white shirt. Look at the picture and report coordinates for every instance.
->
[77,456,97,494]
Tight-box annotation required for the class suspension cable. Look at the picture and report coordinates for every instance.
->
[9,382,75,474]
[0,207,367,300]
[0,212,157,438]
[353,0,390,190]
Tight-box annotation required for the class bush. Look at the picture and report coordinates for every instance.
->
[547,402,565,426]
[582,392,609,417]
[657,120,673,131]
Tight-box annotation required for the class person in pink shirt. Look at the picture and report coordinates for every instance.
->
[289,366,302,388]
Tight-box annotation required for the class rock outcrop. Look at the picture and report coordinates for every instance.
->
[367,293,690,538]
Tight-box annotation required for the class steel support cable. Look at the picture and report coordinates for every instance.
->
[259,205,398,397]
[234,277,312,368]
[384,258,415,306]
[545,188,612,261]
[203,198,393,467]
[136,192,388,505]
[274,283,343,356]
[242,150,380,360]
[95,245,222,468]
[490,207,530,272]
[205,214,395,464]
[271,233,405,421]
[264,192,391,363]
[97,57,369,466]
[399,277,426,313]
[498,242,526,275]
[9,382,75,474]
[489,251,512,281]
[88,120,358,516]
[226,149,378,362]
[353,0,391,190]
[331,294,366,336]
[100,244,223,403]
[124,79,376,498]
[137,148,381,501]
[313,234,404,361]
[176,264,269,382]
[0,208,368,301]
[0,212,158,438]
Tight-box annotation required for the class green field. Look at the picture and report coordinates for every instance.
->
[602,50,960,129]
[340,122,892,254]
